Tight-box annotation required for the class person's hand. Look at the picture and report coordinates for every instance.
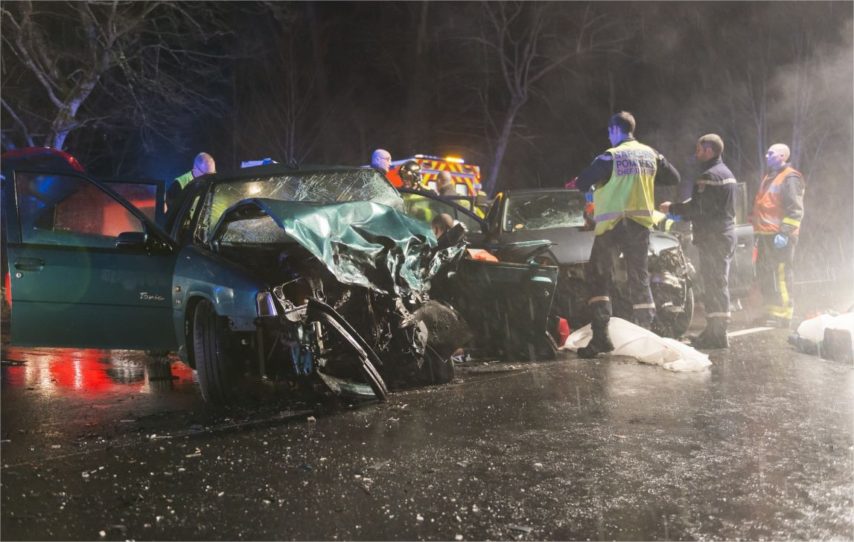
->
[774,233,788,249]
[659,201,672,214]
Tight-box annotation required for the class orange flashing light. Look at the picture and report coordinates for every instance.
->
[444,155,465,164]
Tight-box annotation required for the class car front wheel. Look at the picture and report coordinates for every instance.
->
[192,299,241,403]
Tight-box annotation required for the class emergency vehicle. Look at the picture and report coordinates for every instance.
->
[388,154,482,197]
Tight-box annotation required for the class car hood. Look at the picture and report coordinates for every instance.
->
[215,198,465,297]
[491,227,594,265]
[491,227,683,265]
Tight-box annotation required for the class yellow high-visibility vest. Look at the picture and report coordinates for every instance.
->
[593,140,658,236]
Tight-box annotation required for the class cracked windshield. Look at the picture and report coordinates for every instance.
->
[504,191,587,231]
[201,169,403,234]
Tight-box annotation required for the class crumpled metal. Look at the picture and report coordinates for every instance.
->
[218,198,466,297]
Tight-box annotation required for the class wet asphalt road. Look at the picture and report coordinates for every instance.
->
[2,286,853,540]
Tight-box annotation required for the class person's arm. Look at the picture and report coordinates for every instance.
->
[668,197,693,219]
[574,154,612,192]
[654,153,681,186]
[779,173,805,236]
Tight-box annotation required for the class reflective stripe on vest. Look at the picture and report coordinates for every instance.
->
[752,166,803,235]
[593,140,658,236]
[593,209,654,222]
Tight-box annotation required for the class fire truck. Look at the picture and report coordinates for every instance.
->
[388,154,482,197]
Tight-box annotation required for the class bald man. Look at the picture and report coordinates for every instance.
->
[371,149,392,173]
[167,152,216,213]
[752,143,805,328]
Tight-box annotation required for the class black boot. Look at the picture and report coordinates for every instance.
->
[578,323,615,358]
[692,318,729,349]
[578,304,615,358]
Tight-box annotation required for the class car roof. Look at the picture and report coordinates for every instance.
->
[209,163,384,183]
[1,147,85,175]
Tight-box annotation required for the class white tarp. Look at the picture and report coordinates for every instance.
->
[794,312,854,350]
[561,317,712,372]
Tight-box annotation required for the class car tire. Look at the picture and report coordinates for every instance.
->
[421,343,455,384]
[409,301,460,385]
[670,284,694,338]
[192,299,240,404]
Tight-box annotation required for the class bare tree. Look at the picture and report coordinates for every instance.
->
[1,1,231,152]
[233,3,350,166]
[471,2,624,195]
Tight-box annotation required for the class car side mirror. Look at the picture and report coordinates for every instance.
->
[115,231,148,250]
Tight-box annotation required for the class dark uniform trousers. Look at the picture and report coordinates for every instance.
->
[696,231,736,318]
[756,234,797,319]
[587,219,656,328]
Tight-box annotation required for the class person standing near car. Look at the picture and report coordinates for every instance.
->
[660,134,736,349]
[751,143,805,329]
[166,152,216,214]
[573,111,681,358]
[398,160,422,190]
[371,149,392,175]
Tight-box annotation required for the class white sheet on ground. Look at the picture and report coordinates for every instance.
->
[795,312,854,349]
[561,317,711,372]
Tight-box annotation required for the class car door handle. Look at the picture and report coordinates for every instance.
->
[14,258,45,272]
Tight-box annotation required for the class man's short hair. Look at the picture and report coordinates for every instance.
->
[608,111,636,134]
[697,134,724,157]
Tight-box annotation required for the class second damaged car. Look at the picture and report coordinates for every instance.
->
[2,163,556,403]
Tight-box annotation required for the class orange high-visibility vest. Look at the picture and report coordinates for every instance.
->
[752,166,803,236]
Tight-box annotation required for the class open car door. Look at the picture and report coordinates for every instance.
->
[2,169,178,349]
[101,177,167,228]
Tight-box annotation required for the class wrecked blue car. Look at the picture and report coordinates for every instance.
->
[3,163,557,403]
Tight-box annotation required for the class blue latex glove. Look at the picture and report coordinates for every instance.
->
[774,233,789,249]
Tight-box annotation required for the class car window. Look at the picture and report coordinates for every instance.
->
[15,172,144,248]
[504,192,586,232]
[197,169,403,242]
[103,182,158,222]
[401,193,481,232]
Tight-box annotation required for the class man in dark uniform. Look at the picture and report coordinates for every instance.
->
[573,111,681,358]
[661,134,736,349]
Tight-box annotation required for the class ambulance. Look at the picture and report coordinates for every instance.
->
[388,154,482,197]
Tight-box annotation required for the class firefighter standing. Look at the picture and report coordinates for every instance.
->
[573,111,681,358]
[398,160,422,190]
[660,134,736,349]
[752,143,805,328]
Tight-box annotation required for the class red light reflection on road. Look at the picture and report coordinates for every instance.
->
[1,347,195,396]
